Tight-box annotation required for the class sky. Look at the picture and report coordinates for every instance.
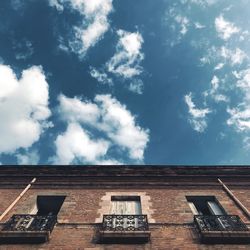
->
[0,0,250,165]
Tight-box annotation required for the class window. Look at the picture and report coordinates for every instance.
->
[0,195,66,244]
[187,195,250,244]
[100,195,150,243]
[186,196,226,215]
[110,196,142,215]
[36,195,66,216]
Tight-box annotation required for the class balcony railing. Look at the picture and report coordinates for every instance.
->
[100,215,150,243]
[194,215,250,244]
[2,214,57,232]
[194,215,249,232]
[102,214,149,231]
[0,214,57,244]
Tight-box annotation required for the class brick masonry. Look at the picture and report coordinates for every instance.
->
[0,166,250,249]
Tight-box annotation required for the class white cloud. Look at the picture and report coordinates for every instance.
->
[55,123,109,164]
[106,30,144,79]
[175,15,189,35]
[194,22,205,29]
[220,47,247,66]
[187,0,217,6]
[54,94,149,164]
[0,64,51,154]
[95,95,149,160]
[227,107,250,131]
[128,79,143,94]
[50,0,113,56]
[16,150,40,165]
[58,94,100,124]
[48,0,64,11]
[13,39,34,61]
[185,93,211,132]
[215,15,240,40]
[235,69,250,98]
[227,68,250,131]
[214,63,224,71]
[204,75,229,103]
[89,66,113,85]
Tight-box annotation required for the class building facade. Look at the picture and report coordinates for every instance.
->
[0,165,250,249]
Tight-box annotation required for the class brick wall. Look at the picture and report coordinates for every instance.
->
[1,226,250,250]
[1,184,250,249]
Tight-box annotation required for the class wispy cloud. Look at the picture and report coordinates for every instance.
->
[89,29,145,93]
[128,79,144,94]
[106,29,144,79]
[184,93,211,132]
[175,15,190,35]
[13,38,34,61]
[203,75,229,103]
[220,47,247,66]
[89,66,113,85]
[49,0,113,56]
[227,68,250,131]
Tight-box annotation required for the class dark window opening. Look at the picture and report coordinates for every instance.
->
[111,196,141,202]
[186,196,226,215]
[36,195,66,216]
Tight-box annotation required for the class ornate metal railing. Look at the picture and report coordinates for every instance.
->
[2,214,57,232]
[194,215,249,232]
[102,215,149,231]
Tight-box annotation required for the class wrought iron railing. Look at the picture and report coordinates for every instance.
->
[102,214,149,231]
[2,214,57,232]
[194,215,249,232]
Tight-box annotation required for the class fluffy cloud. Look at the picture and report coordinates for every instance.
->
[16,150,40,165]
[49,0,113,56]
[55,123,110,164]
[54,94,149,164]
[0,64,51,154]
[106,30,144,79]
[184,93,211,132]
[215,15,240,40]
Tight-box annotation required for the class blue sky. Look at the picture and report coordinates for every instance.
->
[1,0,250,165]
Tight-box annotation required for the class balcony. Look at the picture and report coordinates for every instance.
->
[194,215,250,244]
[99,214,150,243]
[0,214,57,244]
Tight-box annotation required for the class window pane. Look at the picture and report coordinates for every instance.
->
[207,201,224,215]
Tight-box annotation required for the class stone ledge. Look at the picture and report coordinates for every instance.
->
[0,231,51,244]
[98,230,151,244]
[199,230,250,244]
